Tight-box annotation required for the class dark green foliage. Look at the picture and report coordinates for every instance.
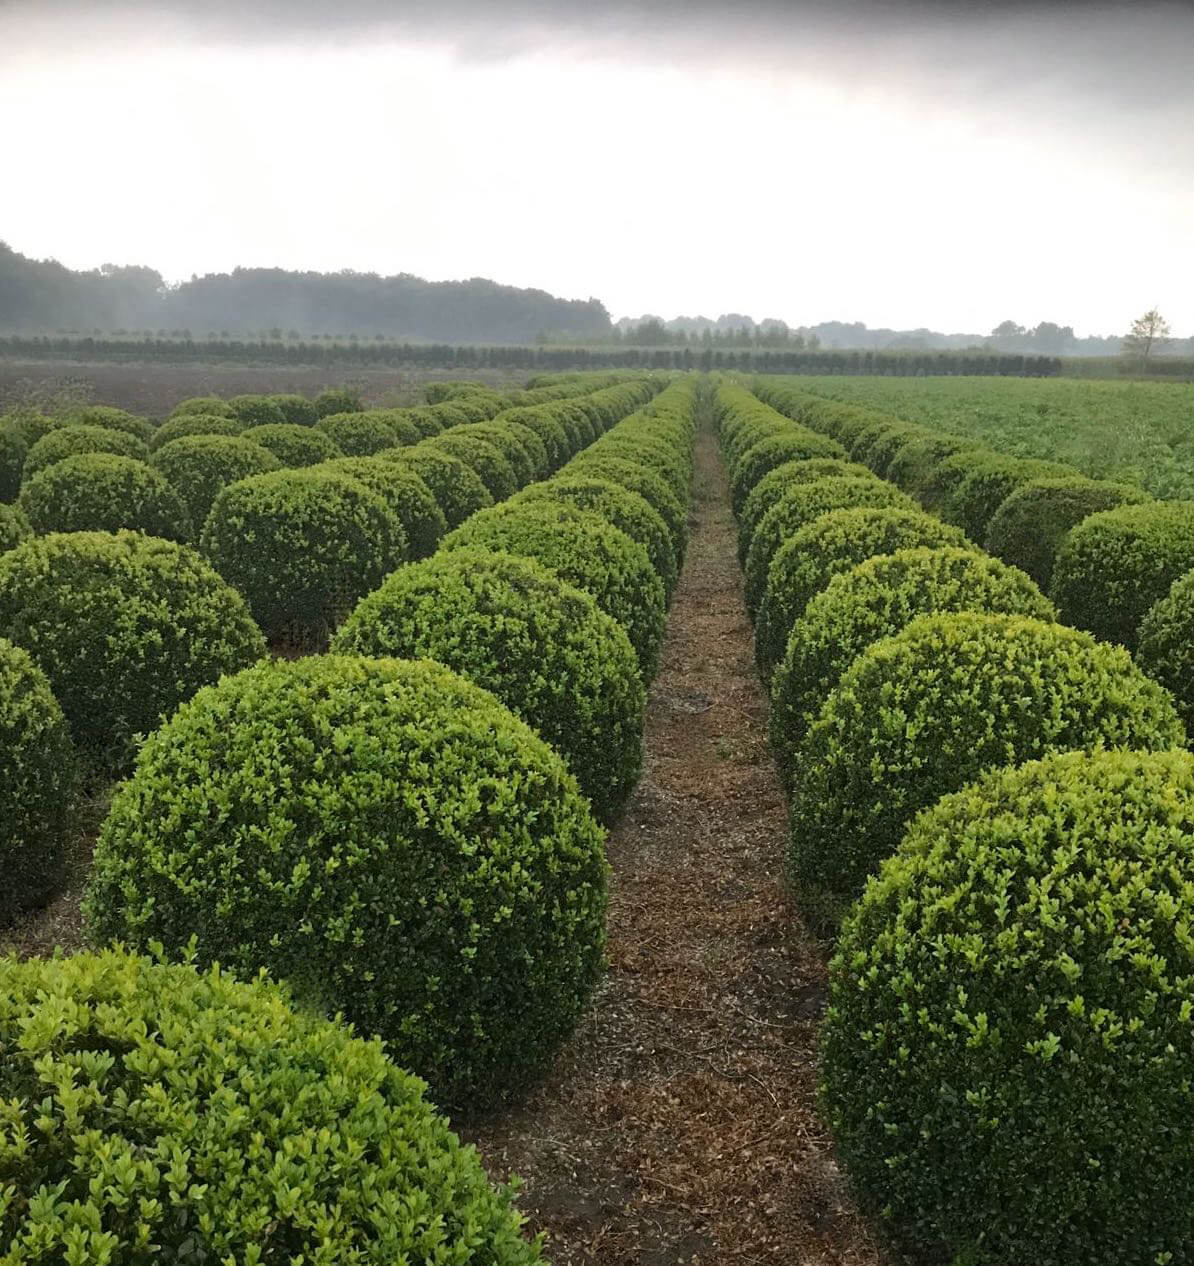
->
[0,948,545,1263]
[313,386,364,417]
[201,468,406,647]
[743,476,915,616]
[853,422,928,478]
[23,424,149,480]
[400,405,448,439]
[0,531,265,774]
[885,432,978,495]
[466,421,538,486]
[0,638,75,923]
[19,454,192,540]
[320,457,447,559]
[728,431,849,516]
[315,411,400,456]
[226,394,287,427]
[1051,500,1194,649]
[788,612,1183,927]
[753,508,970,680]
[823,748,1194,1266]
[168,395,235,419]
[770,546,1055,782]
[501,407,570,472]
[150,433,281,530]
[443,501,666,679]
[738,459,875,564]
[267,392,319,426]
[149,411,245,450]
[85,655,607,1108]
[0,502,31,551]
[243,422,343,467]
[1137,567,1194,732]
[985,475,1150,589]
[63,405,155,444]
[567,453,687,566]
[425,432,519,501]
[333,550,645,821]
[380,445,494,528]
[0,422,29,501]
[945,452,1079,540]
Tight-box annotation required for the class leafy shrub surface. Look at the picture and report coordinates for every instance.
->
[0,501,31,551]
[425,432,520,501]
[1137,566,1194,732]
[150,433,281,531]
[226,394,287,427]
[738,458,874,564]
[148,411,245,450]
[320,456,447,558]
[381,445,494,528]
[316,411,401,456]
[243,422,343,467]
[23,424,149,480]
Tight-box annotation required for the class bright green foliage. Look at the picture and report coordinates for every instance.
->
[226,393,287,426]
[770,546,1055,780]
[315,411,400,456]
[1052,500,1194,649]
[62,404,155,444]
[400,405,448,439]
[0,638,75,923]
[425,432,519,501]
[268,392,319,426]
[501,407,570,472]
[788,612,1183,927]
[823,748,1194,1266]
[728,431,845,515]
[567,453,687,565]
[0,948,545,1263]
[0,531,265,774]
[444,501,666,680]
[313,386,364,417]
[243,422,343,467]
[19,453,192,540]
[380,444,494,528]
[466,420,539,486]
[944,452,1078,540]
[853,422,928,478]
[23,424,149,480]
[754,508,969,680]
[86,655,608,1107]
[583,431,689,501]
[885,433,978,495]
[148,411,245,450]
[514,476,678,599]
[0,502,31,551]
[738,459,874,564]
[150,433,281,530]
[201,468,406,648]
[168,395,235,419]
[985,475,1150,589]
[333,550,645,821]
[320,457,447,559]
[743,476,915,616]
[3,410,61,448]
[1137,568,1194,732]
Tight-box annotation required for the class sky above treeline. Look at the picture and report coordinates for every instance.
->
[3,0,1192,336]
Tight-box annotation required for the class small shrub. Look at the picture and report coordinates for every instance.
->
[320,456,447,559]
[886,432,978,496]
[738,458,874,564]
[854,422,928,478]
[23,424,149,481]
[149,411,245,450]
[315,411,399,456]
[313,386,363,417]
[823,748,1194,1266]
[19,454,192,540]
[63,404,154,444]
[201,467,406,647]
[728,430,845,515]
[150,433,281,530]
[0,638,76,922]
[0,948,545,1262]
[243,421,343,467]
[944,451,1075,539]
[788,612,1183,927]
[334,549,645,820]
[568,453,687,565]
[466,421,538,486]
[1137,567,1194,732]
[500,407,569,472]
[85,655,607,1107]
[0,531,265,774]
[425,432,520,501]
[268,392,319,425]
[168,395,235,418]
[380,444,494,528]
[0,501,32,551]
[226,394,287,426]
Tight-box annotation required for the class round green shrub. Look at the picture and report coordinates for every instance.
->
[945,452,1076,540]
[568,453,687,565]
[319,457,447,559]
[333,549,645,821]
[372,408,422,446]
[854,423,928,479]
[0,948,545,1263]
[788,612,1183,928]
[19,454,192,540]
[315,411,399,456]
[65,405,155,444]
[168,395,235,419]
[754,507,970,680]
[148,411,245,450]
[489,419,551,480]
[443,502,665,679]
[85,655,608,1107]
[0,638,76,923]
[380,445,494,528]
[1137,567,1194,732]
[313,386,363,417]
[885,432,977,496]
[501,407,569,472]
[823,747,1194,1266]
[587,432,690,502]
[985,475,1151,589]
[466,421,538,486]
[400,405,447,439]
[770,546,1055,780]
[268,392,319,426]
[738,458,874,564]
[243,421,343,467]
[0,531,265,774]
[201,468,406,647]
[226,394,287,427]
[744,476,915,616]
[0,422,29,501]
[150,433,281,530]
[1051,500,1194,649]
[425,432,519,501]
[0,501,31,552]
[515,476,678,598]
[23,424,149,481]
[728,430,847,514]
[4,410,61,447]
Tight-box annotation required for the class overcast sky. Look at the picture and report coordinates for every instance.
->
[2,1,1191,335]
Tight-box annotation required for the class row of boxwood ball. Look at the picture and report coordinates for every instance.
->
[718,378,1194,1266]
[0,374,697,1262]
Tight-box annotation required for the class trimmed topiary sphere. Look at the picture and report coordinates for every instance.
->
[150,433,281,531]
[85,655,608,1108]
[313,386,364,418]
[1052,500,1194,650]
[770,546,1055,780]
[443,502,666,680]
[201,468,406,648]
[23,424,149,481]
[885,432,978,496]
[466,421,539,486]
[333,549,645,822]
[65,405,155,444]
[380,445,494,528]
[0,531,265,774]
[568,453,687,565]
[243,422,343,467]
[0,501,31,551]
[744,476,915,616]
[168,395,235,419]
[226,394,287,427]
[788,612,1184,929]
[854,423,928,479]
[0,948,545,1263]
[316,411,400,456]
[19,454,192,540]
[738,459,875,565]
[823,747,1194,1266]
[1137,567,1194,732]
[728,430,846,515]
[148,411,245,450]
[0,638,76,923]
[424,433,520,501]
[985,475,1151,590]
[944,452,1076,541]
[500,407,569,472]
[268,392,319,426]
[320,457,447,558]
[753,508,970,680]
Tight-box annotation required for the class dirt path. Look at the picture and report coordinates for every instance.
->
[464,409,880,1264]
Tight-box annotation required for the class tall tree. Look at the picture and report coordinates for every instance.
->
[1122,309,1171,367]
